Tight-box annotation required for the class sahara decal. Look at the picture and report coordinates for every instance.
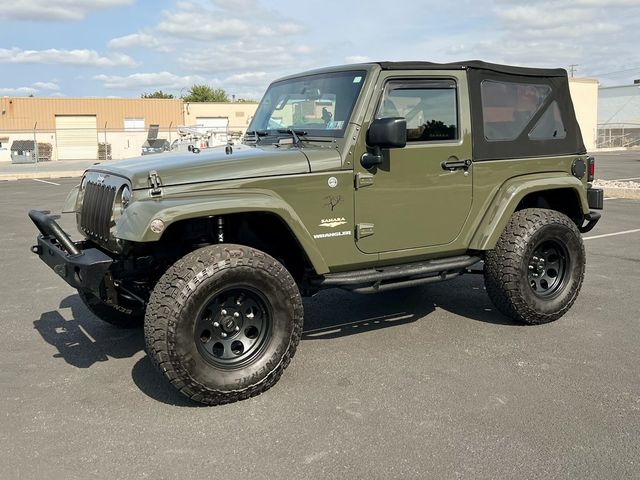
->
[319,217,347,228]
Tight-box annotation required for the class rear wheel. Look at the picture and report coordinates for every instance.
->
[144,244,303,405]
[484,208,586,324]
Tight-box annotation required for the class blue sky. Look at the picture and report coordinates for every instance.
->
[1,0,639,99]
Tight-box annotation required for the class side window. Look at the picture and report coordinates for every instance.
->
[377,80,458,142]
[480,80,552,141]
[529,101,566,140]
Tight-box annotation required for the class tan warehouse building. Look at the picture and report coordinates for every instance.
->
[0,97,258,162]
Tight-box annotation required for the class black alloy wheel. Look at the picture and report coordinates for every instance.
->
[195,287,272,369]
[527,240,569,298]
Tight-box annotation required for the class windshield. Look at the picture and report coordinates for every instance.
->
[248,70,367,138]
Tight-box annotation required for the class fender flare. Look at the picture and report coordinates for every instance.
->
[468,173,589,251]
[114,190,330,274]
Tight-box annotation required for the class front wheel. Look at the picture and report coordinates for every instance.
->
[484,208,586,325]
[144,244,303,405]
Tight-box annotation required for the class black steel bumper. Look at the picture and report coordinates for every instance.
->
[579,187,603,233]
[29,210,113,295]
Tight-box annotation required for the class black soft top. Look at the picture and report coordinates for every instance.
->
[378,61,568,78]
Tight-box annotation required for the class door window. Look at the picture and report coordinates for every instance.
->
[376,80,458,142]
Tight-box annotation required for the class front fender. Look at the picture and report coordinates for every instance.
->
[469,173,589,251]
[114,190,329,274]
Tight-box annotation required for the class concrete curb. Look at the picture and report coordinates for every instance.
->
[603,187,640,200]
[0,171,85,181]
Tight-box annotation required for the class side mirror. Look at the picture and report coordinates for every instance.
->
[367,117,407,149]
[361,117,406,169]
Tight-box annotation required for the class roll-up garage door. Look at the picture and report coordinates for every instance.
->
[55,115,98,160]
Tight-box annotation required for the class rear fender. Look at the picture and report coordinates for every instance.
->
[469,173,589,251]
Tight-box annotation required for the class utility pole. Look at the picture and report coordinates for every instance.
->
[569,64,579,77]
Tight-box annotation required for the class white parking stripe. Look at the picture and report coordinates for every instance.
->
[32,178,61,186]
[583,228,640,240]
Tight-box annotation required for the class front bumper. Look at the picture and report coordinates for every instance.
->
[29,210,113,295]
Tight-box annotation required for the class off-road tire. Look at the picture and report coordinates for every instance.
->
[144,244,304,406]
[78,289,144,328]
[484,208,586,325]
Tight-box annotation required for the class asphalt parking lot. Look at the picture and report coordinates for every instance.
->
[1,176,639,479]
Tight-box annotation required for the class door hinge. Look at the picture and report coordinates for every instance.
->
[355,172,374,189]
[356,223,375,239]
[148,170,163,197]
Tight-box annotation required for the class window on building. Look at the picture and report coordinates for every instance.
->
[124,118,145,131]
[377,79,458,142]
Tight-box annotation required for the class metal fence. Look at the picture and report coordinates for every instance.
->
[596,123,640,149]
[0,124,248,162]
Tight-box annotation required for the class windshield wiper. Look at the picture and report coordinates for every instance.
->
[276,129,307,148]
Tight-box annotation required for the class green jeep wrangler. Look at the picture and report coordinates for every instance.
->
[30,61,603,405]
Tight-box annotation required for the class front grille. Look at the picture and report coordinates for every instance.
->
[80,181,116,240]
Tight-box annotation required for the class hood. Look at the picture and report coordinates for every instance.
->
[87,143,311,189]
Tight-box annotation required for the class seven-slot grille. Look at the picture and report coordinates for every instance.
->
[80,181,116,240]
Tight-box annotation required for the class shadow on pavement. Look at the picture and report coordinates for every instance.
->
[302,274,514,340]
[130,355,204,408]
[33,294,143,369]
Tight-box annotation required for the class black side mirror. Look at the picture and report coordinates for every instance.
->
[361,117,406,169]
[367,117,407,149]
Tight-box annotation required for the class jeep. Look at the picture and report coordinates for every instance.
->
[30,61,604,405]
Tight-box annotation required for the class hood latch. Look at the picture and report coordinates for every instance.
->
[148,170,163,197]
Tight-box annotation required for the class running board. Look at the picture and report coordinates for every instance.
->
[313,255,482,294]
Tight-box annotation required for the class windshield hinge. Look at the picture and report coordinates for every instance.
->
[148,170,163,197]
[356,223,375,239]
[355,172,375,189]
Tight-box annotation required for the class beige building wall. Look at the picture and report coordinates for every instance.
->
[568,78,599,152]
[0,97,183,161]
[183,102,259,134]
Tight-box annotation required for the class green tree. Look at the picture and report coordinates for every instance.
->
[182,84,229,102]
[141,90,175,99]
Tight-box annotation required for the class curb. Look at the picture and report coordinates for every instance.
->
[603,187,640,200]
[0,171,85,182]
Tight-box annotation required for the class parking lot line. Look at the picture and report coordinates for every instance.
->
[583,228,640,240]
[33,178,61,186]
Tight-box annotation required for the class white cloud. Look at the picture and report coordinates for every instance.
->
[223,72,269,86]
[345,56,371,64]
[108,33,172,52]
[0,80,61,96]
[32,81,60,91]
[178,42,315,74]
[0,48,136,67]
[0,86,38,96]
[94,71,208,90]
[0,0,134,21]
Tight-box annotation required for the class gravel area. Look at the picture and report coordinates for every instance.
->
[593,178,640,189]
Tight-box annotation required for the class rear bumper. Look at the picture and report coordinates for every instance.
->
[579,187,603,233]
[29,210,113,295]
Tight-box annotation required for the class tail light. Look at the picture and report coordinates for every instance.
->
[587,156,595,182]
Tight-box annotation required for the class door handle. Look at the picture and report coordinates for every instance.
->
[441,158,471,171]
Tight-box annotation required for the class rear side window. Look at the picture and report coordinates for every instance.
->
[529,101,566,140]
[377,79,458,142]
[481,80,553,141]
